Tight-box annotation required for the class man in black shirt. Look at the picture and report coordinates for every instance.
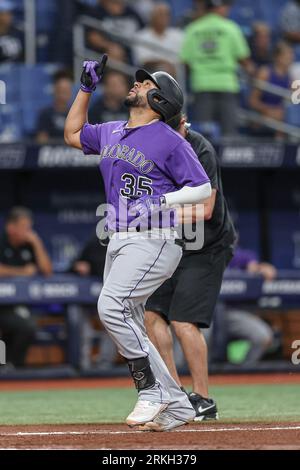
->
[35,70,73,143]
[0,207,53,367]
[145,115,236,422]
[72,235,107,278]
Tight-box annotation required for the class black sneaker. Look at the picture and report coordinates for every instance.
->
[188,392,219,421]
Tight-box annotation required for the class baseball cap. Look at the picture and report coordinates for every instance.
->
[0,1,14,13]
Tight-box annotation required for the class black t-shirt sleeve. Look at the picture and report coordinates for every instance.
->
[201,149,219,190]
[195,136,219,190]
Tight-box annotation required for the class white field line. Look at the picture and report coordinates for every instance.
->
[1,425,300,437]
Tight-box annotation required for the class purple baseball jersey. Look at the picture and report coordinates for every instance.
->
[80,120,210,231]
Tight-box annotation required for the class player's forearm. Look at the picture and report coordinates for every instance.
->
[164,183,212,208]
[239,58,256,76]
[64,90,91,148]
[0,264,26,277]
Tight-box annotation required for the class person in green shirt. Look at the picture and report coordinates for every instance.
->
[180,0,253,136]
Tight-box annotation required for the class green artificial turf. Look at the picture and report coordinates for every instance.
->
[0,383,299,425]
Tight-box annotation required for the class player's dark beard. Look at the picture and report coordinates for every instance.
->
[124,93,145,108]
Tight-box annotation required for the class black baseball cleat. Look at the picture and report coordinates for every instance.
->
[188,392,219,422]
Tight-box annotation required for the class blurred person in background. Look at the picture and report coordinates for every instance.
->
[229,247,277,280]
[0,208,52,369]
[128,0,157,23]
[249,42,294,138]
[180,0,253,136]
[86,0,144,64]
[134,3,183,76]
[0,0,23,63]
[89,70,129,124]
[249,22,273,68]
[280,0,300,78]
[179,0,207,27]
[35,70,73,144]
[219,247,276,365]
[72,235,106,279]
[91,0,144,33]
[281,0,300,53]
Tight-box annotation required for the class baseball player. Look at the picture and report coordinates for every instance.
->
[64,55,212,431]
[145,114,237,421]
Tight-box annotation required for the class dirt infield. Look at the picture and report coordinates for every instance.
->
[1,374,300,449]
[1,372,300,392]
[1,423,300,450]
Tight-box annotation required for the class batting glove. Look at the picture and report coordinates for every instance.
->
[132,195,166,216]
[80,54,108,93]
[130,195,178,229]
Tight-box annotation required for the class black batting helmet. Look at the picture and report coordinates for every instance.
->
[135,69,184,124]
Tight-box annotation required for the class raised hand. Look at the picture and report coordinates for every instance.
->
[80,54,108,93]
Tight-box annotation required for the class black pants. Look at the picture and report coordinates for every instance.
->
[146,245,234,328]
[0,307,36,366]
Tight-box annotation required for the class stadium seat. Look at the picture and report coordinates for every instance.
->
[259,0,289,32]
[0,104,23,143]
[0,70,21,142]
[286,104,300,127]
[190,121,222,143]
[164,0,193,22]
[35,0,58,33]
[20,64,58,135]
[269,212,300,269]
[0,64,60,139]
[229,0,264,36]
[0,64,21,103]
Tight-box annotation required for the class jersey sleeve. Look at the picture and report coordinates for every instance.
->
[80,123,102,155]
[164,141,210,188]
